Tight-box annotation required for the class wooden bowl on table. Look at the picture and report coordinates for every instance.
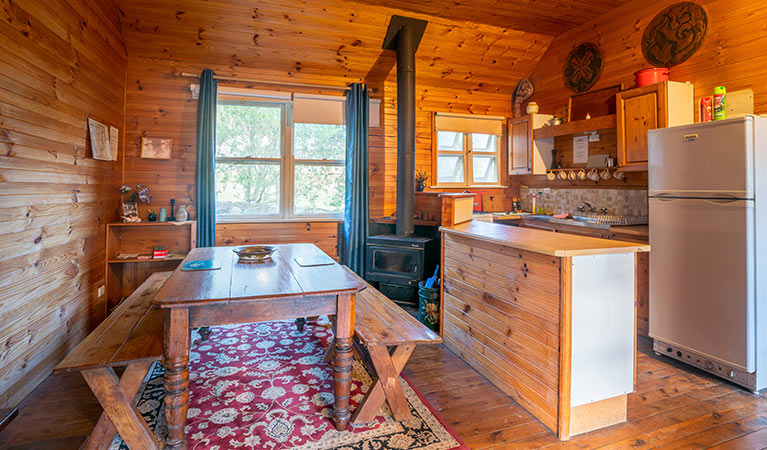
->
[233,245,277,262]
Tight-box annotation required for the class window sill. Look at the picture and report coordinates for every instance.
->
[217,217,343,224]
[429,185,508,190]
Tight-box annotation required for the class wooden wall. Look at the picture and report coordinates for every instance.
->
[527,0,767,118]
[0,0,126,408]
[510,0,766,193]
[117,0,553,221]
[216,222,340,260]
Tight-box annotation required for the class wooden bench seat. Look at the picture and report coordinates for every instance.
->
[322,267,442,424]
[55,271,171,450]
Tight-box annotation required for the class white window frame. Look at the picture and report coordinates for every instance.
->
[215,98,346,222]
[433,131,503,188]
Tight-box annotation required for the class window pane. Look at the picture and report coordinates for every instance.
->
[472,155,498,183]
[215,163,280,216]
[437,131,463,151]
[437,155,465,184]
[472,133,497,153]
[294,123,345,160]
[216,103,281,158]
[294,164,345,215]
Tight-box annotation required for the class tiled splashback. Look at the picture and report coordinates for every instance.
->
[519,188,648,217]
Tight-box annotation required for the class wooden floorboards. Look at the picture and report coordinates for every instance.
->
[1,336,765,449]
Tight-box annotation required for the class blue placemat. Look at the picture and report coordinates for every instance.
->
[182,260,221,271]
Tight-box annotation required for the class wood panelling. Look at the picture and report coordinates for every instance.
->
[116,0,553,219]
[347,0,631,36]
[528,0,767,119]
[442,233,562,432]
[0,0,126,408]
[215,222,340,260]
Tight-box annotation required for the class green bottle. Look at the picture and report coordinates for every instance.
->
[713,86,726,121]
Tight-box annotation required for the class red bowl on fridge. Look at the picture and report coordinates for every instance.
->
[634,67,670,87]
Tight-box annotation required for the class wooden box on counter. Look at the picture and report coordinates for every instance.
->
[105,221,196,310]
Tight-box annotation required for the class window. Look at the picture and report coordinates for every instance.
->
[215,92,346,220]
[433,113,503,187]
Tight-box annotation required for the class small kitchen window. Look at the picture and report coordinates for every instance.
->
[433,113,504,187]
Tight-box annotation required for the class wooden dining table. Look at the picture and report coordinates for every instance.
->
[152,244,366,450]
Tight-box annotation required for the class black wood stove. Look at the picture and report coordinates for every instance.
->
[365,234,438,304]
[365,16,437,306]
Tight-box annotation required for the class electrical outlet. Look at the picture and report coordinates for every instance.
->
[98,285,106,297]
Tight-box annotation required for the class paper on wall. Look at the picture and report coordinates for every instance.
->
[573,135,589,165]
[109,126,119,161]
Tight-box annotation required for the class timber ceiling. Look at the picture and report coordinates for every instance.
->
[114,0,557,93]
[345,0,632,35]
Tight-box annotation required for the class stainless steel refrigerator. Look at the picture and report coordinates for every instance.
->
[648,115,767,391]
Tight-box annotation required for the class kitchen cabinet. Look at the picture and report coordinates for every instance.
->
[616,81,693,170]
[520,220,651,337]
[508,113,552,175]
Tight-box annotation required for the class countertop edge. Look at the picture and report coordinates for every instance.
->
[440,221,650,257]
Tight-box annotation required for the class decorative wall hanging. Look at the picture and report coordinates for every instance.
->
[642,2,708,67]
[140,137,173,159]
[512,78,533,117]
[563,43,603,93]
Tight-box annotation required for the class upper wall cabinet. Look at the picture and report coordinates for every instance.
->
[616,81,693,170]
[508,114,553,175]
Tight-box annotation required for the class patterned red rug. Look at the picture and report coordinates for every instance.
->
[112,319,466,450]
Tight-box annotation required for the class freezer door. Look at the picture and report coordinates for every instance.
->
[648,118,754,199]
[649,196,755,371]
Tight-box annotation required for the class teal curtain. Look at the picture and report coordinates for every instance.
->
[343,83,369,275]
[195,69,217,247]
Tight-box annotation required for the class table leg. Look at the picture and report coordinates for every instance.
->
[333,293,355,431]
[164,308,190,450]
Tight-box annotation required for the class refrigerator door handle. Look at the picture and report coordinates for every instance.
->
[653,193,744,202]
[707,197,741,204]
[654,193,678,201]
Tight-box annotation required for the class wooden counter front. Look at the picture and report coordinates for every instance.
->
[440,221,646,440]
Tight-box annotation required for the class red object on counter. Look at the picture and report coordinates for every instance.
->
[700,96,713,122]
[634,67,670,87]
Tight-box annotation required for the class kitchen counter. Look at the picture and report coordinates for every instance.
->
[439,220,647,440]
[611,224,649,239]
[441,220,649,257]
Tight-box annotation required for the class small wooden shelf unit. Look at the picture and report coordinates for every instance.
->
[105,221,196,309]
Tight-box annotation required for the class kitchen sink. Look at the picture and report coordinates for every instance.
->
[572,214,648,226]
[523,215,611,230]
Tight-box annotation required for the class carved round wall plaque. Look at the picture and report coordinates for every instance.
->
[642,2,708,67]
[563,42,603,93]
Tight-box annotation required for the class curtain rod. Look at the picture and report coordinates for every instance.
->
[175,71,355,92]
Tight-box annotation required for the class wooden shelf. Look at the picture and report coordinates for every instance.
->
[533,114,616,139]
[106,221,196,308]
[108,254,187,264]
[107,221,195,227]
[616,164,648,173]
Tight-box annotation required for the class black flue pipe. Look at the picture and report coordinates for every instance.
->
[395,25,415,236]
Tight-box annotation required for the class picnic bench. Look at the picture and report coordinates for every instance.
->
[323,267,442,424]
[55,271,171,450]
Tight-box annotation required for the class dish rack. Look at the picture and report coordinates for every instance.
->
[573,214,648,226]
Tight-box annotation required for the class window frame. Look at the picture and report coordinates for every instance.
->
[432,125,503,188]
[215,98,346,222]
